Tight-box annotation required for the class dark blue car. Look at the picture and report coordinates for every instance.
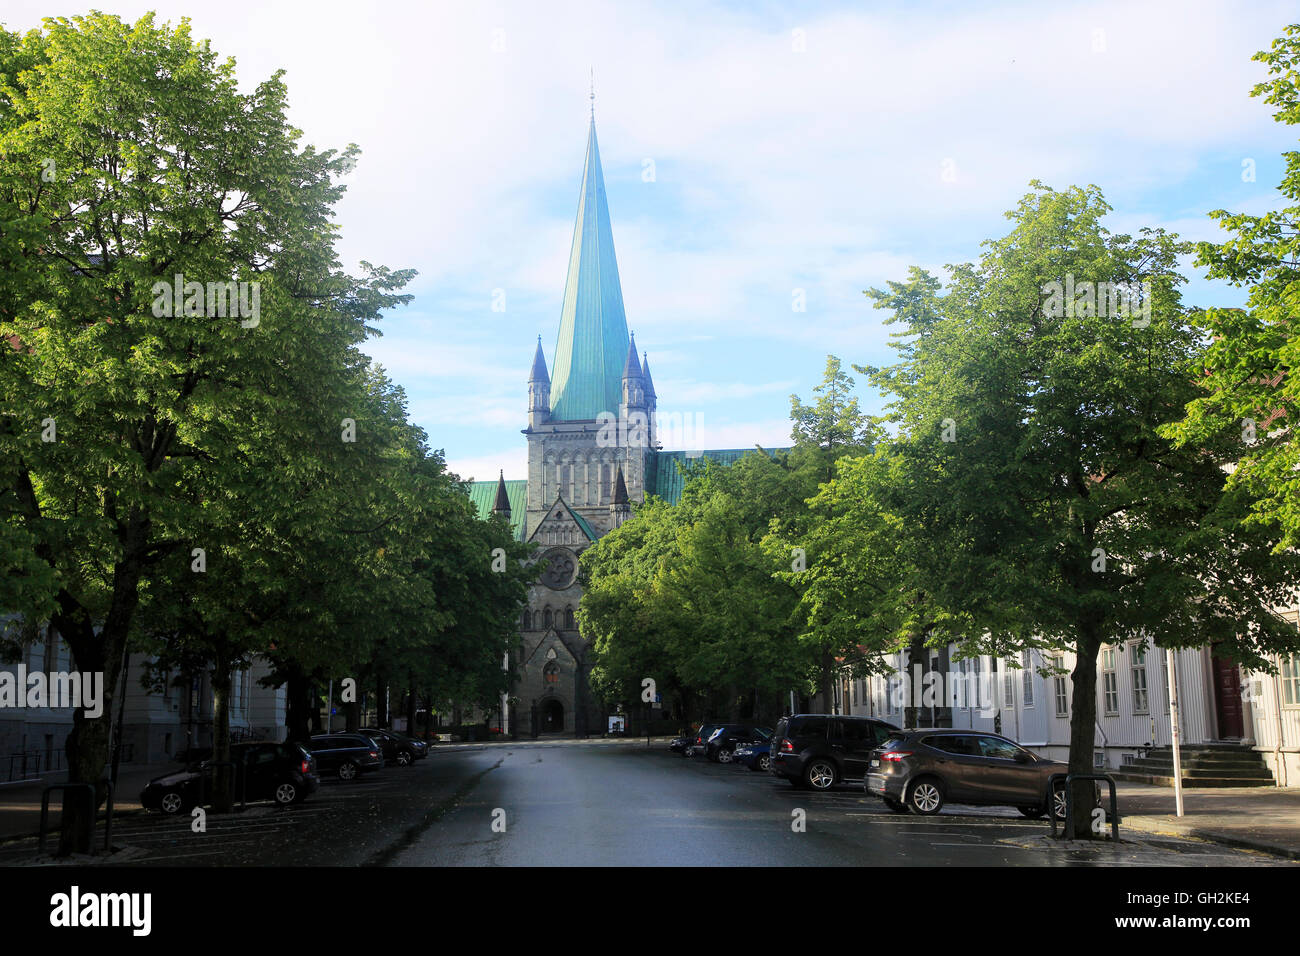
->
[732,740,772,772]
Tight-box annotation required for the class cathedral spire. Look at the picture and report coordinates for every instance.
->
[529,334,549,384]
[641,351,656,399]
[548,114,630,421]
[492,470,511,516]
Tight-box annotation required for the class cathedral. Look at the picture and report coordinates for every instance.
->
[467,114,765,736]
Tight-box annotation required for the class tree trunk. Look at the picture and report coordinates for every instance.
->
[53,606,118,856]
[820,649,834,714]
[211,656,233,813]
[284,667,311,744]
[406,678,417,736]
[308,683,323,735]
[1066,623,1103,838]
[375,673,389,728]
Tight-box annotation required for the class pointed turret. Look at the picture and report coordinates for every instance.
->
[621,332,642,385]
[492,470,512,517]
[641,351,656,399]
[528,335,551,428]
[610,464,631,528]
[548,117,631,421]
[529,335,550,384]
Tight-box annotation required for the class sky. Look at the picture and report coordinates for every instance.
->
[4,1,1298,481]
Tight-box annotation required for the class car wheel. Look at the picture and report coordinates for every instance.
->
[1018,805,1045,819]
[907,778,944,815]
[718,749,733,764]
[883,797,909,813]
[804,759,837,791]
[274,782,299,806]
[758,754,771,772]
[397,750,413,766]
[1051,785,1068,821]
[159,789,188,815]
[338,761,359,781]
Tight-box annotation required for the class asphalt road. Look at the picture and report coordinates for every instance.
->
[2,742,1290,867]
[388,743,1285,867]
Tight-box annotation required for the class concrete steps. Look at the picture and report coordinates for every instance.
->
[1114,745,1275,788]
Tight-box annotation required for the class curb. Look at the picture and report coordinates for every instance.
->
[1120,815,1300,861]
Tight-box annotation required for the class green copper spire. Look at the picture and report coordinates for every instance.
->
[548,117,630,421]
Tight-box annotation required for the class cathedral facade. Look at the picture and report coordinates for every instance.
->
[468,115,762,736]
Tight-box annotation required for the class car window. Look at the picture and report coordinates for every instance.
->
[977,736,1022,760]
[871,724,894,745]
[753,727,772,739]
[309,738,333,750]
[774,719,788,740]
[835,720,875,743]
[927,735,977,756]
[791,717,828,739]
[880,734,910,749]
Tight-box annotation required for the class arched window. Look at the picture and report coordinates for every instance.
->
[565,607,576,630]
[522,610,532,630]
[544,608,553,629]
[543,661,560,684]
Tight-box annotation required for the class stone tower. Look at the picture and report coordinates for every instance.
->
[515,114,657,736]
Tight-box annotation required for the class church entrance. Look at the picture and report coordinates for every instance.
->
[541,699,565,734]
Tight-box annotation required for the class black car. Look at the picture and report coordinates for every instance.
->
[865,728,1070,817]
[308,733,385,780]
[141,741,319,814]
[359,727,425,766]
[769,714,899,790]
[704,724,772,763]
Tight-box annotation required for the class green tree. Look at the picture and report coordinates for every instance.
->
[0,13,411,850]
[863,183,1300,835]
[1164,24,1300,550]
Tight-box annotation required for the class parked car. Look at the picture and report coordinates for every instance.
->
[684,723,725,758]
[705,725,772,763]
[733,740,772,772]
[359,727,425,766]
[669,734,691,754]
[769,714,900,790]
[141,741,319,814]
[865,728,1069,817]
[307,733,385,780]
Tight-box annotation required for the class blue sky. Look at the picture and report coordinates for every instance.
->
[6,1,1298,480]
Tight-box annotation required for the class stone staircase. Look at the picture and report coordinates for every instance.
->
[1115,744,1275,787]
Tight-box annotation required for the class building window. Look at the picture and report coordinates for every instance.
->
[543,608,553,629]
[565,607,576,630]
[971,657,982,710]
[1101,647,1119,715]
[543,661,559,685]
[1283,654,1300,708]
[522,610,532,630]
[1002,659,1015,709]
[1130,642,1149,714]
[1021,649,1034,707]
[1053,656,1069,717]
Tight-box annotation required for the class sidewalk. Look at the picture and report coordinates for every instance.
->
[1116,781,1300,860]
[0,762,165,842]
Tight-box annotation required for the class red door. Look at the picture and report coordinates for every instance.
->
[1211,656,1244,739]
